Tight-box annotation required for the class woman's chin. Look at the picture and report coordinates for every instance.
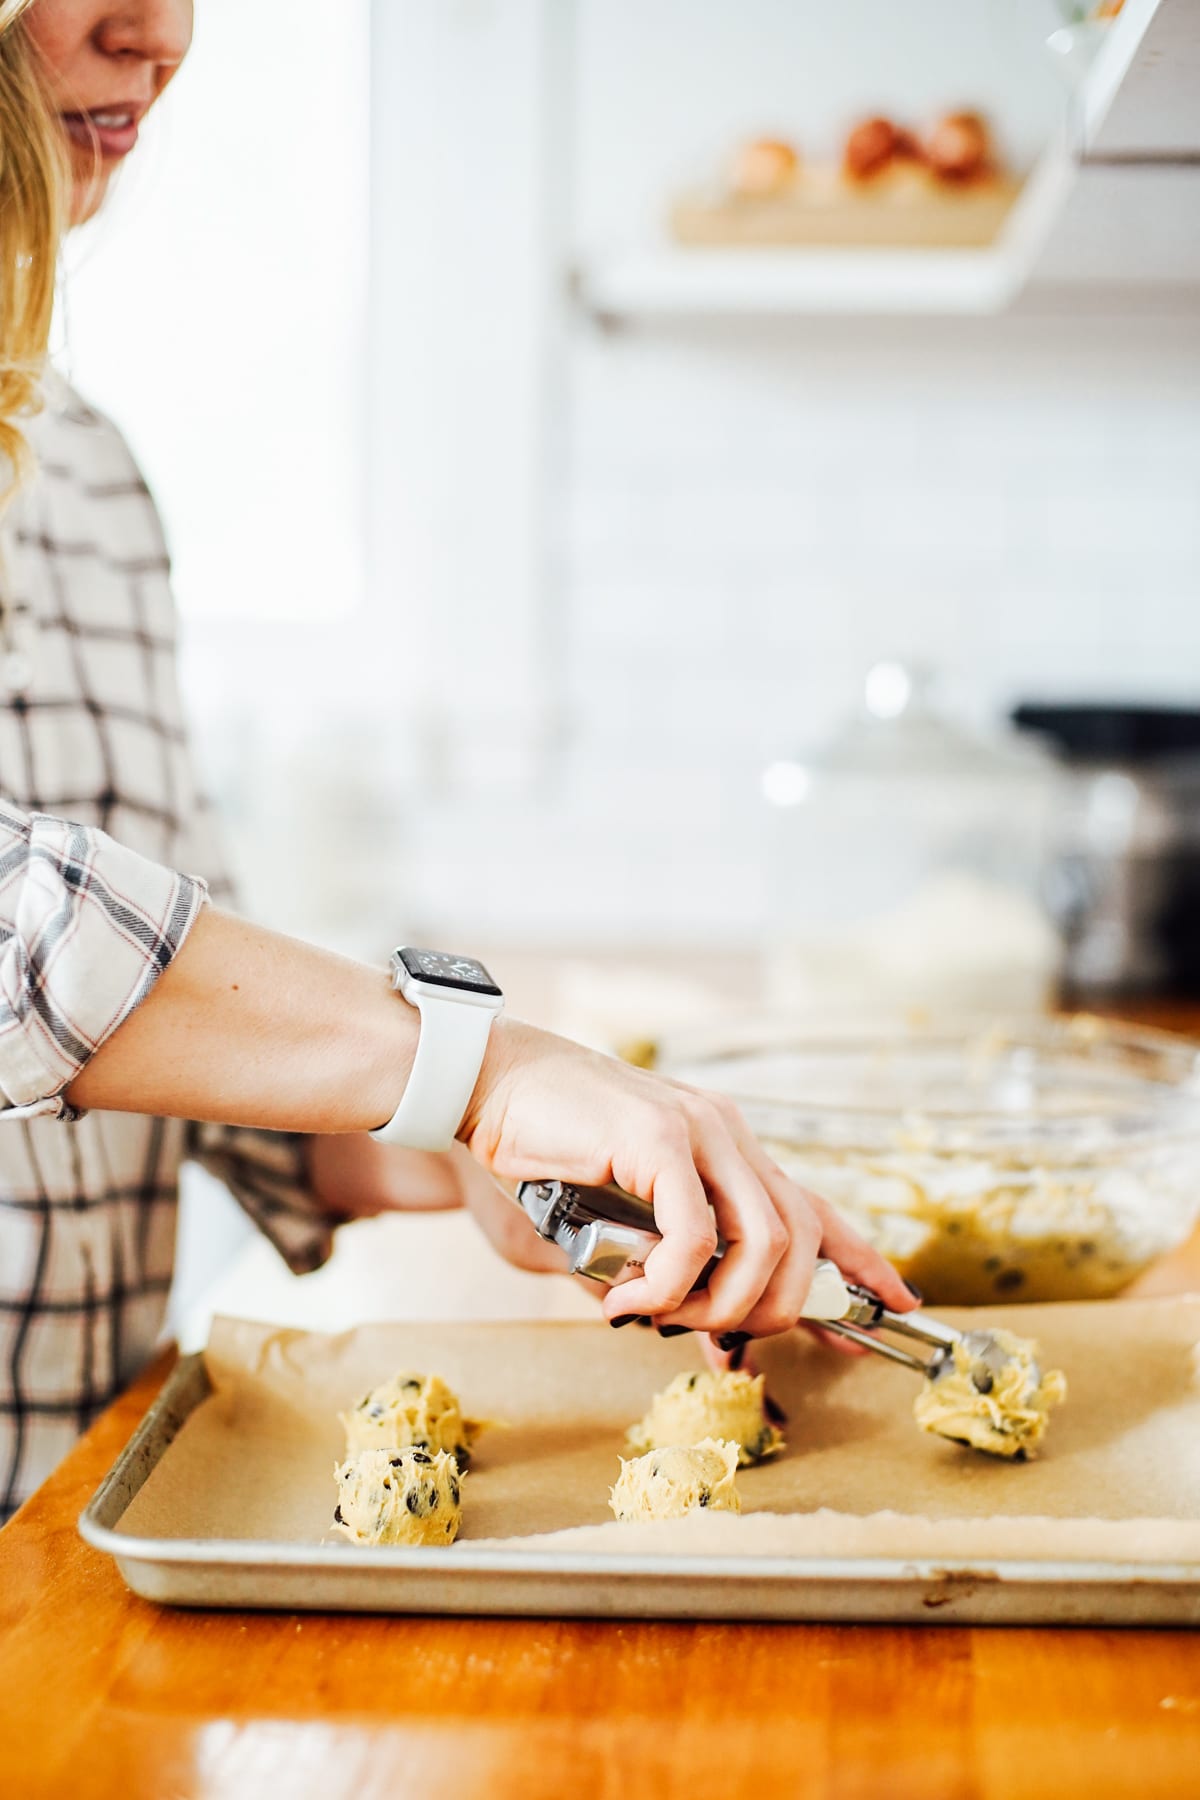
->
[68,169,114,227]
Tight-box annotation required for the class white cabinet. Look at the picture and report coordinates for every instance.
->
[1021,0,1200,294]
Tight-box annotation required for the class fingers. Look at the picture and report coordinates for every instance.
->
[806,1190,918,1313]
[460,1016,916,1340]
[715,1104,916,1315]
[601,1145,717,1321]
[727,1170,823,1338]
[652,1126,789,1332]
[614,1091,906,1341]
[700,1333,742,1375]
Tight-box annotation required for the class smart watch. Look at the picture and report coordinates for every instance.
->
[371,947,504,1151]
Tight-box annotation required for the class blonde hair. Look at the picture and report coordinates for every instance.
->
[0,0,65,511]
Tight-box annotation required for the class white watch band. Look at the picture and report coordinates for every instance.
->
[371,978,500,1152]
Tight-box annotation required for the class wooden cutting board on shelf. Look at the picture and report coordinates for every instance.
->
[671,166,1023,250]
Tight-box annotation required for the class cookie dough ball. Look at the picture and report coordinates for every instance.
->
[333,1447,464,1546]
[914,1328,1067,1460]
[611,1439,741,1523]
[341,1370,481,1467]
[627,1369,783,1466]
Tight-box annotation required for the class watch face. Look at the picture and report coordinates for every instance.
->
[396,947,502,998]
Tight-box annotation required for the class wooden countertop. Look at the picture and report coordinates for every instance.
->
[2,1000,1200,1799]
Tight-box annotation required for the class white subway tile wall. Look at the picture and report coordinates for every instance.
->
[375,308,1200,948]
[194,307,1198,954]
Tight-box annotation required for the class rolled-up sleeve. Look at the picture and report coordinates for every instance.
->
[0,798,206,1117]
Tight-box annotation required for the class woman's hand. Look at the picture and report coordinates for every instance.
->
[458,1017,916,1336]
[303,1134,570,1276]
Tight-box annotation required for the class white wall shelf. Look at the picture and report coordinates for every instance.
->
[574,0,1199,325]
[573,245,1020,322]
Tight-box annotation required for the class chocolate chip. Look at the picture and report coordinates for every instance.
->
[390,1456,404,1468]
[995,1269,1025,1293]
[410,1450,431,1466]
[449,1477,461,1506]
[333,1504,345,1525]
[698,1489,710,1507]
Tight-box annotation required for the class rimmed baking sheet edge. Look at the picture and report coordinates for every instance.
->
[79,1354,1200,1626]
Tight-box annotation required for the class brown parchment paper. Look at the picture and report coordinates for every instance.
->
[117,1299,1200,1566]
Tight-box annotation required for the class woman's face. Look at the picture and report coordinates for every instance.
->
[23,0,193,223]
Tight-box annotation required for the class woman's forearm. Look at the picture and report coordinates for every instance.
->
[65,907,416,1133]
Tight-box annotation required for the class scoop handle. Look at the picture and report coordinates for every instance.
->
[515,1178,851,1316]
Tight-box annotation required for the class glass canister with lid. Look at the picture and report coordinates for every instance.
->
[761,663,1063,1014]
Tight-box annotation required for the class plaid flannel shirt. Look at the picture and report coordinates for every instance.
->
[0,378,339,1520]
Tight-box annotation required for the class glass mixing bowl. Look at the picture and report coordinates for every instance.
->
[663,1016,1200,1305]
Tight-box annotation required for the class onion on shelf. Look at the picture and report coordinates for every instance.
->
[729,136,800,200]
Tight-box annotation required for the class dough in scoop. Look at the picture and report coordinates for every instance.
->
[610,1439,741,1523]
[333,1446,464,1546]
[914,1328,1067,1459]
[341,1370,482,1467]
[627,1369,782,1466]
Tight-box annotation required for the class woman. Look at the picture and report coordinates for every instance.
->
[0,0,913,1520]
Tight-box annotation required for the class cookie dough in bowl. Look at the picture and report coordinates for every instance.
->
[663,1018,1200,1306]
[341,1370,482,1468]
[627,1369,783,1466]
[610,1440,741,1523]
[333,1447,464,1546]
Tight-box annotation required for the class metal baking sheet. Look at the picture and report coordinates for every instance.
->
[80,1343,1200,1627]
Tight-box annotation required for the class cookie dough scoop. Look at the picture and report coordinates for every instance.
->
[512,1177,1065,1459]
[822,1288,1067,1459]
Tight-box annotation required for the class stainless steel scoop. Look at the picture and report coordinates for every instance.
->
[515,1178,848,1319]
[514,1177,1032,1392]
[820,1289,1037,1392]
